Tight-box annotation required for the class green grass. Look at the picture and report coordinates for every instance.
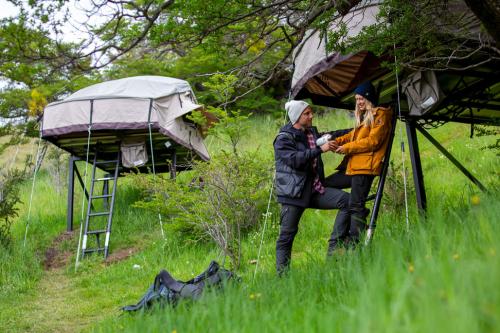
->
[93,197,500,333]
[0,111,499,333]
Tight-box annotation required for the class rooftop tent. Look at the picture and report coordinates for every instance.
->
[41,75,210,173]
[291,4,386,109]
[291,3,500,125]
[290,2,499,236]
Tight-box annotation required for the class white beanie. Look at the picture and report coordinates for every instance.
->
[285,100,310,124]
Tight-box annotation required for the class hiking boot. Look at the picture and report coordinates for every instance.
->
[326,246,346,260]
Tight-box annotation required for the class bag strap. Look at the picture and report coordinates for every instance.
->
[156,270,203,300]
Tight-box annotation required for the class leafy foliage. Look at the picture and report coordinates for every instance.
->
[46,147,69,194]
[126,73,274,269]
[130,150,273,269]
[27,89,47,117]
[336,0,498,70]
[0,170,25,248]
[0,127,30,156]
[474,125,500,155]
[382,160,414,212]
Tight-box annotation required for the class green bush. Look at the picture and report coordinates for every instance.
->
[382,160,415,212]
[0,170,25,248]
[130,150,273,269]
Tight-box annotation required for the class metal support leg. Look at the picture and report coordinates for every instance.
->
[406,120,427,212]
[74,161,94,211]
[366,114,397,244]
[416,124,487,192]
[102,175,110,211]
[170,149,177,180]
[66,156,76,231]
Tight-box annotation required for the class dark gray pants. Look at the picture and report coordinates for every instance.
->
[324,173,375,249]
[276,187,349,274]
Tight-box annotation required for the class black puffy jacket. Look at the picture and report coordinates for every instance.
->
[273,123,324,208]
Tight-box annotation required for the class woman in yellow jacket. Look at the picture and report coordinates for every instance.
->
[325,81,393,254]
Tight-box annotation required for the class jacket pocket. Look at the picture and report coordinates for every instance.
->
[350,153,373,172]
[275,170,307,198]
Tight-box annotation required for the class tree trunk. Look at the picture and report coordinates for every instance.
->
[463,0,500,46]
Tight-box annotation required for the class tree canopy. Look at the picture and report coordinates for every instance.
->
[0,0,498,124]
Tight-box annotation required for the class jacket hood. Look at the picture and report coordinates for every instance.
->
[279,123,318,135]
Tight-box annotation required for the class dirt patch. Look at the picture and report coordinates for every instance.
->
[43,231,138,268]
[43,231,75,270]
[105,247,138,265]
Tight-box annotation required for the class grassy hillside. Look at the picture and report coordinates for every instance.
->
[0,111,498,333]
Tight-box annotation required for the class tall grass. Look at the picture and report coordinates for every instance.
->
[0,111,498,333]
[93,196,499,333]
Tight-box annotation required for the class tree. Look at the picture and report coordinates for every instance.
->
[0,16,99,123]
[463,0,500,48]
[338,0,499,71]
[0,169,25,248]
[1,1,361,103]
[1,0,498,122]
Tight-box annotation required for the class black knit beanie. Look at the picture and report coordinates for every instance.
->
[354,81,377,105]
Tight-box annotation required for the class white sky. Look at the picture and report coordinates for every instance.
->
[0,1,97,94]
[0,0,18,18]
[0,0,102,43]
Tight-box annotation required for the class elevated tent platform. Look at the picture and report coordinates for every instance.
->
[295,60,500,126]
[292,4,500,126]
[290,3,499,236]
[42,76,210,174]
[41,76,211,244]
[44,127,199,174]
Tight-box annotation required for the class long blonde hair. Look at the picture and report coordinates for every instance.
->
[354,98,374,128]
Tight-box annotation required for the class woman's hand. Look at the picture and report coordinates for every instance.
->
[329,141,345,154]
[335,145,346,154]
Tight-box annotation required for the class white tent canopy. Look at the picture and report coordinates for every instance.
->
[60,76,193,102]
[291,4,381,104]
[42,75,209,162]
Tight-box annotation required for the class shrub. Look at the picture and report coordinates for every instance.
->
[382,160,414,212]
[130,150,274,269]
[46,146,69,195]
[0,169,25,248]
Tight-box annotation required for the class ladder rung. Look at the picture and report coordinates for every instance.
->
[88,211,110,217]
[95,160,119,165]
[94,177,115,182]
[83,248,105,253]
[86,229,107,235]
[91,194,112,199]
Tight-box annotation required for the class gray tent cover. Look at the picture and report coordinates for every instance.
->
[291,4,382,106]
[41,76,209,161]
[290,1,493,115]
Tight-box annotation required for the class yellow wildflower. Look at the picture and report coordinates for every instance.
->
[471,195,480,205]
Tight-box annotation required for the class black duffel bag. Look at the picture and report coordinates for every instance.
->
[122,261,236,312]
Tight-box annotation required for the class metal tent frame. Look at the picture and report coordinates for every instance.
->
[294,63,499,221]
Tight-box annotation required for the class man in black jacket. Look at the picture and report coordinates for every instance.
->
[274,100,350,274]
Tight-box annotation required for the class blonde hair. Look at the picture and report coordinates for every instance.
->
[354,98,374,128]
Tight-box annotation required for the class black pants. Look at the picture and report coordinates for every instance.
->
[276,187,349,274]
[324,172,374,249]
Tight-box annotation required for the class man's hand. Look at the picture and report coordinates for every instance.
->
[320,142,330,152]
[328,140,346,154]
[329,141,339,150]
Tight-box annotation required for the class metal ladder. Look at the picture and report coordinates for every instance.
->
[81,151,120,259]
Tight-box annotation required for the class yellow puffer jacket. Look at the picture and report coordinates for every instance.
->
[335,107,393,175]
